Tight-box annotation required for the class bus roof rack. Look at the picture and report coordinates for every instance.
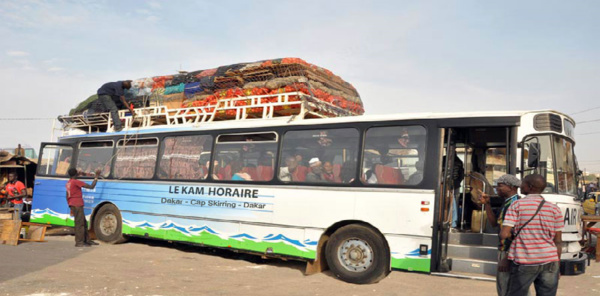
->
[57,92,361,133]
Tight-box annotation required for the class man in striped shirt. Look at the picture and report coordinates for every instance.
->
[500,174,563,296]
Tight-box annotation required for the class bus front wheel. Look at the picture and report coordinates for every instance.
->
[325,224,390,284]
[93,204,126,244]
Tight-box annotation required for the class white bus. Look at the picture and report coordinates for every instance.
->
[32,106,585,284]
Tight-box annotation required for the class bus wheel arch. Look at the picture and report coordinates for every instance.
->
[91,202,127,244]
[308,220,391,284]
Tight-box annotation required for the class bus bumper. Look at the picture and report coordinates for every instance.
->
[560,252,587,275]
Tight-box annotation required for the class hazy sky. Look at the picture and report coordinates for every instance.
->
[1,1,599,171]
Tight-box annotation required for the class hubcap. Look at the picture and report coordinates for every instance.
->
[337,238,374,272]
[100,213,118,237]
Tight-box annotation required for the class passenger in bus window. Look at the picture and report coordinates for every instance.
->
[322,161,340,183]
[407,159,424,185]
[397,128,410,148]
[365,163,381,184]
[279,156,297,182]
[284,155,308,182]
[306,158,325,183]
[206,160,222,180]
[231,161,252,181]
[295,152,305,167]
[217,157,233,180]
[340,161,356,183]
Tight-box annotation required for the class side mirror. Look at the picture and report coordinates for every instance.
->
[527,142,540,168]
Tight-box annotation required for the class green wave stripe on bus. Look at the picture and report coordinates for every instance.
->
[391,257,430,272]
[30,214,74,227]
[121,224,317,259]
[32,213,428,272]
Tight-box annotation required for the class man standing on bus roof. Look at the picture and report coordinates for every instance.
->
[66,168,101,247]
[1,172,27,220]
[478,174,523,296]
[95,80,133,132]
[500,174,563,296]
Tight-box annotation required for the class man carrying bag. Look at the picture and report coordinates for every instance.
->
[500,174,563,296]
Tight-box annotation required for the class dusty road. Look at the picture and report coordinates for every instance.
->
[1,233,598,296]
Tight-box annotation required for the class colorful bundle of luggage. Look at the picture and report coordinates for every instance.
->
[123,57,364,117]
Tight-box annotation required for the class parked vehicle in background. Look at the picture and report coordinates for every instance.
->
[0,145,38,160]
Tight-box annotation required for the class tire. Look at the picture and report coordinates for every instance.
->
[325,224,390,284]
[93,204,127,244]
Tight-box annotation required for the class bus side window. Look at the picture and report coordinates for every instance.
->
[362,125,427,186]
[484,147,507,186]
[77,141,114,178]
[114,138,159,179]
[38,145,74,176]
[278,128,359,184]
[213,132,278,182]
[158,135,213,180]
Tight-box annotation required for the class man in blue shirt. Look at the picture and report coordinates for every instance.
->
[479,174,523,296]
[95,80,133,132]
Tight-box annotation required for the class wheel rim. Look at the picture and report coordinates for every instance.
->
[99,213,118,237]
[337,238,374,272]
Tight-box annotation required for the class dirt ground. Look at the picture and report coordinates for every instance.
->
[1,232,599,296]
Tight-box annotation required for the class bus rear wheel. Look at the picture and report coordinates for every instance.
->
[93,204,126,244]
[325,224,390,284]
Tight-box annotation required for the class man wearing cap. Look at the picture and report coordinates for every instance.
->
[306,158,324,183]
[478,174,523,296]
[501,174,562,296]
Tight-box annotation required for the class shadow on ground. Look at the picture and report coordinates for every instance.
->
[0,227,92,283]
[124,236,310,275]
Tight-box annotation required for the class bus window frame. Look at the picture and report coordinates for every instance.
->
[216,132,278,144]
[36,142,76,177]
[521,134,554,193]
[520,132,577,196]
[552,134,577,196]
[360,124,429,188]
[41,119,442,189]
[76,140,115,179]
[212,131,279,183]
[278,126,361,186]
[113,137,160,180]
[157,134,214,181]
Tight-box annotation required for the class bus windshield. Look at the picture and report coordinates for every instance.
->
[554,136,577,195]
[522,135,577,195]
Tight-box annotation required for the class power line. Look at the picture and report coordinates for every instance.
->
[571,106,600,116]
[577,118,600,124]
[578,131,600,135]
